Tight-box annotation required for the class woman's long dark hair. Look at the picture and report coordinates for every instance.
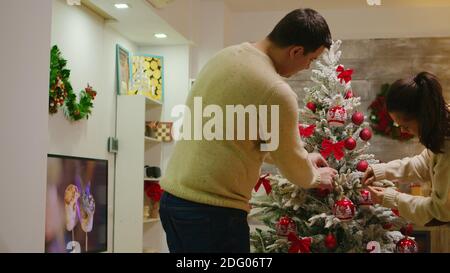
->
[386,71,450,153]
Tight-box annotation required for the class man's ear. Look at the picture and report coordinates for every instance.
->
[289,46,304,58]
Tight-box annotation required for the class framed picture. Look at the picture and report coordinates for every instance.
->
[45,154,108,253]
[116,44,131,95]
[129,54,164,102]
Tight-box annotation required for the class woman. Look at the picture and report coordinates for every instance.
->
[363,71,450,226]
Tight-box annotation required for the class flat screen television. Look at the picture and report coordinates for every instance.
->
[45,154,108,253]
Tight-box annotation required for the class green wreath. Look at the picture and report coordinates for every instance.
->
[49,45,96,121]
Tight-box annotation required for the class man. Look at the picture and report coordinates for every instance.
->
[160,8,337,253]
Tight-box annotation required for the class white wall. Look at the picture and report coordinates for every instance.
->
[195,1,227,76]
[160,2,450,78]
[228,6,450,45]
[0,0,52,252]
[50,0,138,252]
[138,45,190,173]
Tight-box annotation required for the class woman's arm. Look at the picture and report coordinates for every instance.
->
[370,149,431,184]
[370,151,450,226]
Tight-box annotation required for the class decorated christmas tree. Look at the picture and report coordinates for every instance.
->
[250,40,416,253]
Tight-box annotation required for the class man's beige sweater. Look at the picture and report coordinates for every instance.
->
[371,141,450,226]
[160,42,319,212]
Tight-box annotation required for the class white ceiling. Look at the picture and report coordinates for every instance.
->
[86,0,189,46]
[224,0,450,12]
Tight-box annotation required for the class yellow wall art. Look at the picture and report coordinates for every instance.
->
[129,55,164,102]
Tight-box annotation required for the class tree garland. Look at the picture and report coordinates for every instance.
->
[49,45,96,121]
[368,83,414,141]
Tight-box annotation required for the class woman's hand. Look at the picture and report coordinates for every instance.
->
[362,167,375,185]
[367,186,385,205]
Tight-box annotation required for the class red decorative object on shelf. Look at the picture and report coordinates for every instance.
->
[144,182,163,202]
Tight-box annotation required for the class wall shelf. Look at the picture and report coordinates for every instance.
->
[145,136,161,143]
[144,218,160,224]
[145,96,163,107]
[144,178,160,182]
[115,95,166,252]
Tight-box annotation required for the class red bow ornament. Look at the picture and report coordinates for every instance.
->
[336,65,353,84]
[320,139,345,160]
[254,174,272,194]
[298,124,316,138]
[288,232,312,253]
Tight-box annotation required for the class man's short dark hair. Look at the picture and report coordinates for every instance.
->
[268,8,332,54]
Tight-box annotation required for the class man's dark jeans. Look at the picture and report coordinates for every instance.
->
[159,192,250,253]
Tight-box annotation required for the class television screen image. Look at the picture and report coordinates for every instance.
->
[45,154,108,253]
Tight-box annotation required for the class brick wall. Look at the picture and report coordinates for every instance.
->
[287,37,450,163]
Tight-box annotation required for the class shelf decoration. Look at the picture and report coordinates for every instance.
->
[49,45,96,121]
[145,181,163,219]
[146,121,173,142]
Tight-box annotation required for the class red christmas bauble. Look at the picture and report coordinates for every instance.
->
[315,188,331,198]
[333,198,355,221]
[383,223,393,230]
[396,237,419,253]
[356,160,369,172]
[327,106,347,127]
[351,112,364,125]
[400,224,414,236]
[344,137,357,150]
[391,208,400,217]
[306,102,317,113]
[276,216,297,236]
[359,128,372,141]
[325,233,337,250]
[345,90,354,99]
[358,189,373,207]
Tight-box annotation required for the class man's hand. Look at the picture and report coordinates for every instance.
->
[362,167,375,185]
[367,186,385,204]
[317,167,338,190]
[308,153,329,168]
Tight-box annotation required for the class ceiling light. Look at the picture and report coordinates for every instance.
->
[67,0,81,5]
[154,33,167,39]
[367,0,381,5]
[114,3,130,9]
